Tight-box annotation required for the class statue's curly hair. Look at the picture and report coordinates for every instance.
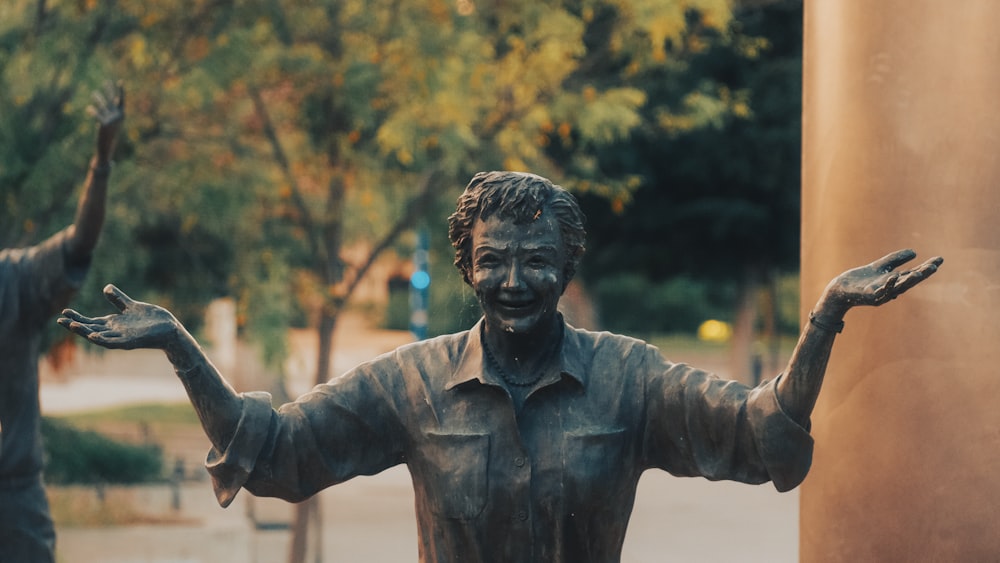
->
[447,171,586,290]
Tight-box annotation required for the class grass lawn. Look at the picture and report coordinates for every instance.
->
[57,402,199,427]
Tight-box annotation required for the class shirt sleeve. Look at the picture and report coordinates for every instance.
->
[203,361,408,507]
[204,391,274,507]
[642,347,813,492]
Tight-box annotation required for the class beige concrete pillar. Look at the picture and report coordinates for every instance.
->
[801,1,1000,560]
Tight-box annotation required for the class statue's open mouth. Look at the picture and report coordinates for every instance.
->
[495,298,535,312]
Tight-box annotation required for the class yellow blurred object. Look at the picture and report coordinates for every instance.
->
[697,319,732,343]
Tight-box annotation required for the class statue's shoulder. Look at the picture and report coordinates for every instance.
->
[389,329,473,364]
[564,323,651,353]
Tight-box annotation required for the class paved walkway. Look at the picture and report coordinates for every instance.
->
[40,313,798,562]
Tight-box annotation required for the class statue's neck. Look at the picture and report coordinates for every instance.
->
[482,316,562,381]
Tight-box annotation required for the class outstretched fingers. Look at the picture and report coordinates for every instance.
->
[57,308,111,330]
[891,256,944,295]
[103,284,135,313]
[60,308,95,324]
[873,248,917,273]
[112,80,125,110]
[57,312,134,349]
[87,81,125,123]
[872,272,900,303]
[57,315,89,337]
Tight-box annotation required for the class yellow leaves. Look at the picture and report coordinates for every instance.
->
[506,36,526,57]
[574,87,645,143]
[686,35,707,54]
[583,86,597,102]
[656,84,751,134]
[129,36,149,69]
[735,36,770,60]
[645,12,685,62]
[456,0,475,16]
[503,156,528,172]
[731,100,750,119]
[688,0,732,32]
[429,0,450,23]
[140,13,161,28]
[608,0,732,65]
[396,148,414,166]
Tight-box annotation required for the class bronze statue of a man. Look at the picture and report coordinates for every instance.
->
[59,171,942,562]
[1,81,124,563]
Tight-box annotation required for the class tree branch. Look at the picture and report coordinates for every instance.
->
[340,168,440,302]
[247,85,324,263]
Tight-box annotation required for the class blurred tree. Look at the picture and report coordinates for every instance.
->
[577,0,803,377]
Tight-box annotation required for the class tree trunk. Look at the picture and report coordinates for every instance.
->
[287,307,338,563]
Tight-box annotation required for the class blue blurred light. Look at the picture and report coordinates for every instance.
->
[410,271,431,290]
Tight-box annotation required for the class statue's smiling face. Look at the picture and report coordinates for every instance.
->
[470,212,566,335]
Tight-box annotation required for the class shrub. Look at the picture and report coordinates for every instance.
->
[41,417,164,485]
[592,274,736,336]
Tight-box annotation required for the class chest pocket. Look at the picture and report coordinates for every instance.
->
[420,432,490,520]
[564,428,630,507]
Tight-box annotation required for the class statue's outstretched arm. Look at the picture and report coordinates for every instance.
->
[59,284,243,450]
[776,249,943,426]
[66,81,125,261]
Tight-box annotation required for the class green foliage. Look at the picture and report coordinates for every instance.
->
[578,0,803,284]
[774,272,800,334]
[592,273,736,336]
[423,217,481,336]
[383,222,480,337]
[2,0,751,367]
[41,417,164,486]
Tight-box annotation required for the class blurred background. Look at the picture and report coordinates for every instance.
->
[2,0,805,561]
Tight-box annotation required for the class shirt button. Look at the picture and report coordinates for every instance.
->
[517,510,528,521]
[514,456,526,467]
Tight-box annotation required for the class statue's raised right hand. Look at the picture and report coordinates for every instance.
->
[87,81,125,163]
[58,284,181,351]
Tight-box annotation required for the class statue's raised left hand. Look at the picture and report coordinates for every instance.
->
[58,284,181,351]
[817,249,943,318]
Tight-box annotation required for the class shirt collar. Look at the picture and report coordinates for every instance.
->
[446,317,587,391]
